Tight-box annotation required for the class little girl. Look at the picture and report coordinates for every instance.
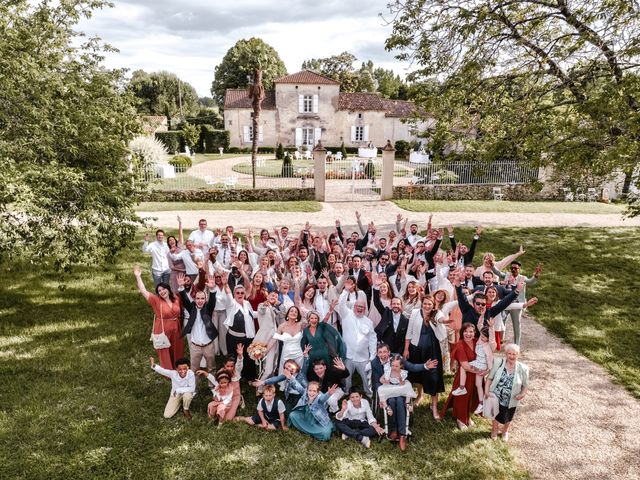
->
[452,326,493,415]
[204,370,234,424]
[378,354,417,414]
[287,375,338,441]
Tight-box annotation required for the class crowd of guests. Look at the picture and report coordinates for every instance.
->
[136,212,541,449]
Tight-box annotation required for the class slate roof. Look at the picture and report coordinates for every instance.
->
[224,89,276,109]
[274,70,340,85]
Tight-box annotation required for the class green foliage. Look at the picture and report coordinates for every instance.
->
[180,123,200,151]
[155,131,184,154]
[302,53,407,98]
[385,0,640,210]
[0,0,145,269]
[341,142,349,158]
[395,140,410,158]
[200,126,230,153]
[128,70,200,118]
[281,154,294,177]
[276,142,285,160]
[168,155,192,170]
[211,38,287,106]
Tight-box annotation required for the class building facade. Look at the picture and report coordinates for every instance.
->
[223,70,429,149]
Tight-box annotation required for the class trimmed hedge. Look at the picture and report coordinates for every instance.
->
[155,131,184,154]
[201,126,230,153]
[143,188,315,202]
[168,155,192,169]
[394,183,553,201]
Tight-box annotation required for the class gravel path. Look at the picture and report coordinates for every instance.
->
[510,313,640,479]
[138,200,640,231]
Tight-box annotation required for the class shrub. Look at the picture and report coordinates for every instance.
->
[155,131,184,154]
[257,147,275,154]
[395,140,410,158]
[281,154,294,177]
[180,123,200,152]
[228,147,240,153]
[340,141,348,159]
[275,143,284,160]
[200,125,230,153]
[129,135,168,182]
[168,154,192,172]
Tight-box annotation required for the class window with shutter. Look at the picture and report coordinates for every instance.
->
[312,94,319,113]
[350,125,357,142]
[243,126,250,143]
[298,95,304,113]
[295,128,303,146]
[363,126,369,141]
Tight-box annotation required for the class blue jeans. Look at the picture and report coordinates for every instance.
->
[387,397,407,435]
[152,269,170,288]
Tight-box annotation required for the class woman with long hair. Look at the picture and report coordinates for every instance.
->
[134,265,184,369]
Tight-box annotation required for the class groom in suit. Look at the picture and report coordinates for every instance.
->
[371,284,409,355]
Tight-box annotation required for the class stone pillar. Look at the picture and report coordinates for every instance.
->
[313,140,326,202]
[381,140,395,200]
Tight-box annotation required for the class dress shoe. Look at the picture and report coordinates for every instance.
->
[399,435,407,451]
[388,431,398,441]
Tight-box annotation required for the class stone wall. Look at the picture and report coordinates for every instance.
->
[393,183,560,201]
[144,188,315,203]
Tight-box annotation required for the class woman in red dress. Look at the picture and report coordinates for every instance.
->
[440,322,486,429]
[134,265,184,369]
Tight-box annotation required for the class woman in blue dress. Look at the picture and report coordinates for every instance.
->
[285,369,338,441]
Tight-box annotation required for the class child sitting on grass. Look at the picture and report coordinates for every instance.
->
[452,326,493,415]
[198,369,234,424]
[149,356,195,419]
[235,384,288,431]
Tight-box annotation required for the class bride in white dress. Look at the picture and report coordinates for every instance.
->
[269,306,305,375]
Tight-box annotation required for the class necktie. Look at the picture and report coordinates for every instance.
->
[395,275,402,292]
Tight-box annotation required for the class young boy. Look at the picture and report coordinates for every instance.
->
[236,385,288,430]
[149,356,195,419]
[335,387,384,448]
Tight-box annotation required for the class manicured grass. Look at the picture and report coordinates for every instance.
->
[0,236,527,480]
[192,153,247,166]
[232,159,311,176]
[137,201,323,213]
[394,200,625,214]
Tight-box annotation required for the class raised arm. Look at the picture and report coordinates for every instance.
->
[142,233,152,253]
[355,210,367,236]
[495,245,525,270]
[133,265,150,300]
[177,216,184,245]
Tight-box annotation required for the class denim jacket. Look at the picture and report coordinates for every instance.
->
[289,376,332,427]
[263,357,309,399]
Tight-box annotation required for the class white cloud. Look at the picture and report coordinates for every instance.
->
[77,0,412,96]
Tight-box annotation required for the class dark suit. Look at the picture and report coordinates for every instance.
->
[372,288,408,355]
[472,282,509,297]
[456,285,518,334]
[349,268,371,303]
[449,234,478,265]
[179,289,218,342]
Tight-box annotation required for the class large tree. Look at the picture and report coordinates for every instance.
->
[211,38,287,106]
[128,70,200,118]
[0,0,145,268]
[385,0,640,206]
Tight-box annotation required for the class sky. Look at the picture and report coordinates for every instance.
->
[77,0,412,97]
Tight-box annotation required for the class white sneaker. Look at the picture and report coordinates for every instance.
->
[361,436,371,448]
[341,434,348,441]
[451,386,467,396]
[474,403,484,415]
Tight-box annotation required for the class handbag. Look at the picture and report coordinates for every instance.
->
[150,305,171,349]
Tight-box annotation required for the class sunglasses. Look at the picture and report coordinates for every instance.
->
[474,302,487,307]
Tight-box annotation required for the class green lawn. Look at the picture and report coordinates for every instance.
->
[394,200,626,214]
[192,153,248,166]
[137,201,322,213]
[0,236,526,480]
[2,227,638,478]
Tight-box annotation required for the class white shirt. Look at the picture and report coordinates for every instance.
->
[170,249,203,275]
[190,309,211,346]
[314,289,330,319]
[152,365,196,396]
[218,245,233,268]
[224,294,256,338]
[336,398,376,424]
[258,398,286,414]
[188,229,214,248]
[337,299,376,363]
[392,312,401,332]
[142,240,169,273]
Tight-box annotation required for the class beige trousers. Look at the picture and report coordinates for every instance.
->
[189,341,216,372]
[163,392,194,418]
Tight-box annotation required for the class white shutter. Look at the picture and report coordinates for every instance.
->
[314,128,321,145]
[363,125,370,141]
[295,128,303,147]
[312,94,319,113]
[298,95,304,113]
[243,125,250,143]
[350,125,356,142]
[258,125,264,142]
